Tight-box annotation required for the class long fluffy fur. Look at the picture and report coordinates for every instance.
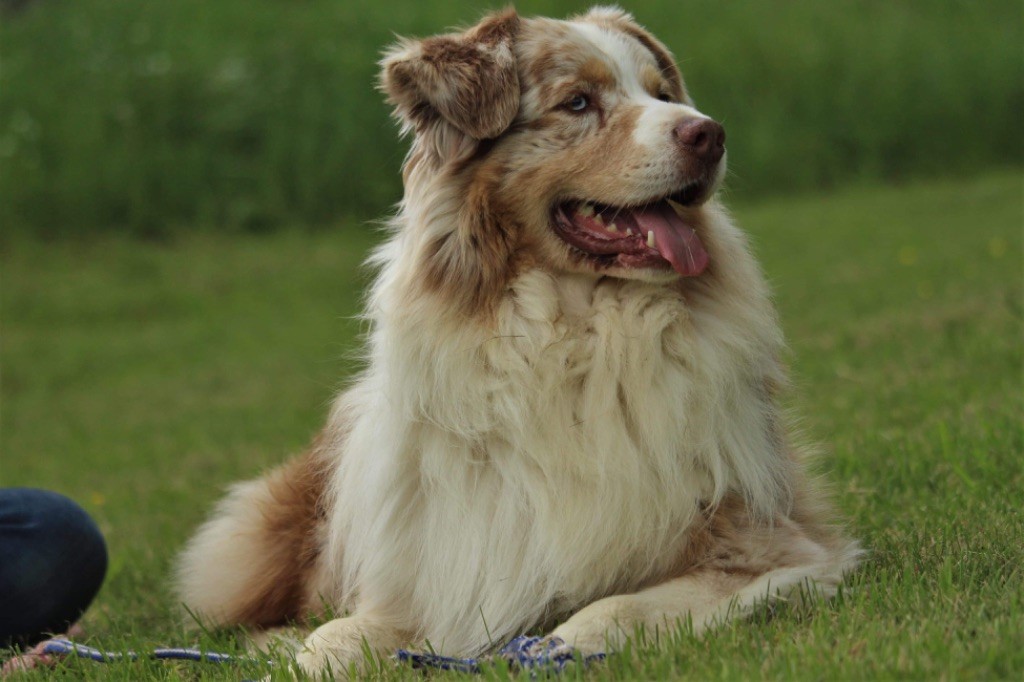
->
[175,6,859,675]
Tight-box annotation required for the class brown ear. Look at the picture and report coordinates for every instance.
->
[380,9,521,140]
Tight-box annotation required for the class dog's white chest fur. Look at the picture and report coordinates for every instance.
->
[328,220,788,653]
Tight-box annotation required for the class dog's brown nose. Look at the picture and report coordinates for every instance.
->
[674,118,726,164]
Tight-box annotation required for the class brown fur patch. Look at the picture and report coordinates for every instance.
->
[472,7,519,46]
[640,64,667,99]
[421,165,521,319]
[622,26,686,102]
[518,22,574,90]
[231,437,334,626]
[581,9,687,102]
[577,57,616,90]
[503,103,645,206]
[649,493,832,589]
[381,9,521,140]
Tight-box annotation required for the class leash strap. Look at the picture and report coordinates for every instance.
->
[39,638,265,664]
[38,635,605,674]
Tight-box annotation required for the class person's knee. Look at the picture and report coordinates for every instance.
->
[0,488,108,646]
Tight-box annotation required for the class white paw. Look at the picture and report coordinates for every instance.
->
[294,618,375,678]
[549,596,636,655]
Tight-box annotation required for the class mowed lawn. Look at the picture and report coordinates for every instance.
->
[2,170,1021,679]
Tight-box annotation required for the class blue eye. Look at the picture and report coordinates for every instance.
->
[567,94,590,112]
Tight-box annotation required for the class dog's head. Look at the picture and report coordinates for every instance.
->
[381,7,727,314]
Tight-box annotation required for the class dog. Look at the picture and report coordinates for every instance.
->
[175,6,860,676]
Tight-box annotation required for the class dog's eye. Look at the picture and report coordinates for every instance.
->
[566,94,590,112]
[657,93,674,103]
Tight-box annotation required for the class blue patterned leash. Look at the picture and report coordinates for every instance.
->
[39,638,266,664]
[395,635,606,673]
[36,635,605,675]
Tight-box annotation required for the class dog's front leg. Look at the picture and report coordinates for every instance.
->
[295,613,410,678]
[547,571,745,655]
[549,560,847,655]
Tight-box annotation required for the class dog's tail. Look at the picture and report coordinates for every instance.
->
[174,445,334,629]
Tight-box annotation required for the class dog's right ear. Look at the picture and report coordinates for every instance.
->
[380,9,521,141]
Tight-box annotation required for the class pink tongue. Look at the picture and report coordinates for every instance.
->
[633,203,709,276]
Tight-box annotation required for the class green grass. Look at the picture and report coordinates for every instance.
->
[1,0,1020,237]
[2,170,1022,679]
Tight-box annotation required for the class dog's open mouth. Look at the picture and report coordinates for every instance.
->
[552,188,709,276]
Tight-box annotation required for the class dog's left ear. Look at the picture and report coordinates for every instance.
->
[380,9,521,140]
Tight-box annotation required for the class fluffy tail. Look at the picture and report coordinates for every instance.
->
[174,449,332,628]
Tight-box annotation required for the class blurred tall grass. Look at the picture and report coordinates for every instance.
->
[1,0,1020,238]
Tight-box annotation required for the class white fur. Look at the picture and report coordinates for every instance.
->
[176,480,282,624]
[633,102,708,149]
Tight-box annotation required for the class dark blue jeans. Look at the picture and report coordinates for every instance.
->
[0,488,108,648]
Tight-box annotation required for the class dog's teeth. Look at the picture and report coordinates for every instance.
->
[594,214,604,225]
[625,227,634,236]
[608,222,619,232]
[647,231,655,248]
[578,203,595,217]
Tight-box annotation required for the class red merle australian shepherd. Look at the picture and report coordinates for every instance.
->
[176,6,860,676]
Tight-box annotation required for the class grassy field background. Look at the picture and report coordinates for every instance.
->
[1,0,1021,237]
[2,170,1021,679]
[2,0,1022,678]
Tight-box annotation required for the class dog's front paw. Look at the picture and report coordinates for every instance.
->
[294,617,377,678]
[547,624,612,657]
[548,595,638,655]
